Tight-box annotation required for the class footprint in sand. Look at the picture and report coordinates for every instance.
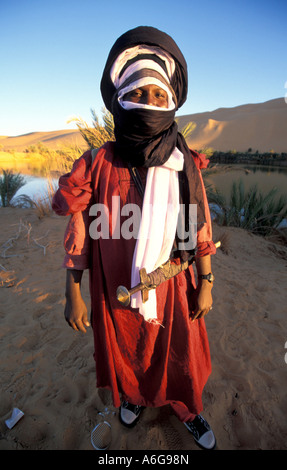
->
[228,324,248,345]
[159,416,187,450]
[56,339,85,366]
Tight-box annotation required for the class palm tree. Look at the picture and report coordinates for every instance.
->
[179,121,197,139]
[0,169,26,207]
[67,107,115,149]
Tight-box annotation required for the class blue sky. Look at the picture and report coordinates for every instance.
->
[0,0,286,136]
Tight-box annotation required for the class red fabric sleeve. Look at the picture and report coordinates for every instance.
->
[52,151,93,216]
[62,209,91,270]
[52,151,93,269]
[190,149,210,170]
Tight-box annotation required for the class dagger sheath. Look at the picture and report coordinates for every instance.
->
[116,241,220,307]
[116,257,192,307]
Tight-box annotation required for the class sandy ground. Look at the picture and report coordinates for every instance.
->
[0,207,287,450]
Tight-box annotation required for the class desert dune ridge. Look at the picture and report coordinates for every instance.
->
[1,97,286,153]
[0,207,287,450]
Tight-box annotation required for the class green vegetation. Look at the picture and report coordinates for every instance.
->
[208,149,287,167]
[23,142,84,174]
[207,179,287,236]
[0,169,26,207]
[176,120,197,140]
[67,108,115,150]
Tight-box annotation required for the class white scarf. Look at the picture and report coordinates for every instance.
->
[130,147,184,322]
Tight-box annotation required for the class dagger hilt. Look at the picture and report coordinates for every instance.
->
[116,268,154,306]
[116,241,221,307]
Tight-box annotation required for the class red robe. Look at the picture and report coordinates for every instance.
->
[52,142,216,421]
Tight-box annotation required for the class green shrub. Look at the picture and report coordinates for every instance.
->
[67,107,115,150]
[0,169,26,207]
[207,179,287,236]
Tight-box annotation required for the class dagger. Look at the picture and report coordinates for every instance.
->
[116,242,221,306]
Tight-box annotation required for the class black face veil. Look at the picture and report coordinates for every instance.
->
[100,26,206,261]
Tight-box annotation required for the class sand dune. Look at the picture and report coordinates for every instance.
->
[0,208,287,450]
[178,97,287,153]
[1,98,286,154]
[0,130,87,152]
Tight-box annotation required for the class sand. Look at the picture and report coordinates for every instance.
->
[179,97,287,153]
[0,207,287,450]
[1,98,286,154]
[0,129,86,152]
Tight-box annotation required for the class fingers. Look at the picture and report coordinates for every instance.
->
[66,318,90,333]
[191,305,213,322]
[64,297,90,333]
[64,309,90,333]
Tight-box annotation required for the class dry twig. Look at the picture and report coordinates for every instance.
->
[0,220,49,258]
[32,231,50,255]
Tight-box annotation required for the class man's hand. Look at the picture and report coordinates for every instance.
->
[192,280,213,321]
[64,292,90,333]
[192,254,213,321]
[65,269,90,333]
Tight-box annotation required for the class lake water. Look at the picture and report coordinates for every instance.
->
[14,175,57,201]
[0,162,59,205]
[1,162,287,206]
[207,164,287,202]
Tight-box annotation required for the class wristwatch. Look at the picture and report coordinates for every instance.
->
[198,273,215,283]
